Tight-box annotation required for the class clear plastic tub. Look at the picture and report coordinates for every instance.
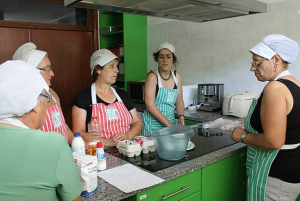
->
[151,126,194,161]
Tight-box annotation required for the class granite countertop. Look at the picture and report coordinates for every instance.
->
[82,103,245,201]
[82,133,246,201]
[134,102,243,123]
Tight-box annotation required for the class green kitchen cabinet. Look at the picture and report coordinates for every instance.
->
[122,148,246,201]
[99,11,147,91]
[136,169,201,201]
[202,148,246,201]
[185,119,200,126]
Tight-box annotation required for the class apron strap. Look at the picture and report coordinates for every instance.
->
[111,87,122,102]
[156,69,178,88]
[280,143,300,150]
[91,83,97,105]
[91,83,123,104]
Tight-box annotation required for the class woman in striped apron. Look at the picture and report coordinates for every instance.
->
[231,34,300,201]
[141,42,185,136]
[72,49,142,146]
[12,42,73,144]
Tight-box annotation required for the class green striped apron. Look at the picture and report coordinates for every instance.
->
[245,99,279,201]
[141,69,178,136]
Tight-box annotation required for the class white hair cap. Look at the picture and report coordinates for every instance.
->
[156,42,175,55]
[12,42,47,67]
[0,60,49,119]
[90,49,118,75]
[250,34,299,64]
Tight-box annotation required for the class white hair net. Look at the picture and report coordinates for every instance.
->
[156,42,175,55]
[0,60,49,119]
[90,49,118,75]
[250,34,299,64]
[12,42,47,67]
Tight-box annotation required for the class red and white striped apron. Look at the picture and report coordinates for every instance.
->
[40,95,68,141]
[91,83,132,139]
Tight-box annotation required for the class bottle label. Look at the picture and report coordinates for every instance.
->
[106,107,118,120]
[72,147,85,154]
[96,149,106,160]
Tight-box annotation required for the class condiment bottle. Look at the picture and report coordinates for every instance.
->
[96,142,106,170]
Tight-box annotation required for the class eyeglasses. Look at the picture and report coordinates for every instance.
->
[39,93,52,103]
[37,66,53,72]
[251,59,266,67]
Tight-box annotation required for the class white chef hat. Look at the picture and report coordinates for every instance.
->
[156,42,176,55]
[12,42,47,67]
[0,60,49,119]
[250,34,299,64]
[90,49,119,75]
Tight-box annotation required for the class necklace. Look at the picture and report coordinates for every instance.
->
[158,69,172,81]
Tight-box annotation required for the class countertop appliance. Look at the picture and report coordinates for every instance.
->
[65,0,267,23]
[128,81,145,104]
[222,91,256,118]
[105,126,236,172]
[196,83,224,112]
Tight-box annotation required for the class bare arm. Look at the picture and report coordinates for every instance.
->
[144,73,173,126]
[175,73,185,125]
[113,108,142,142]
[50,88,74,144]
[231,82,288,150]
[72,105,89,143]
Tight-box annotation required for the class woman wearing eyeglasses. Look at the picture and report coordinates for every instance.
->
[12,42,74,144]
[231,34,300,201]
[141,42,185,136]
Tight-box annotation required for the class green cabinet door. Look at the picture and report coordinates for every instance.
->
[185,120,200,126]
[202,148,246,201]
[180,191,201,201]
[136,169,201,201]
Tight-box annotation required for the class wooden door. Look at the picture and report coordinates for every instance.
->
[0,27,29,64]
[31,29,93,126]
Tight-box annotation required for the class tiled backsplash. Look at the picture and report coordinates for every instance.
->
[147,0,300,98]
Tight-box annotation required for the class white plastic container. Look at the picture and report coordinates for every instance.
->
[117,140,142,157]
[72,132,85,154]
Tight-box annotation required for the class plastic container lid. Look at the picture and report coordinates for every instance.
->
[97,142,103,148]
[74,132,81,137]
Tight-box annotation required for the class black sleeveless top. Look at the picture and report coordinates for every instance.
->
[250,79,300,183]
[148,70,177,97]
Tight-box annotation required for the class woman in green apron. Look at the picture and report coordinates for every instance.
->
[141,43,185,136]
[231,34,300,201]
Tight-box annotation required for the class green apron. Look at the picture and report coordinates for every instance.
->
[245,99,279,201]
[141,69,179,136]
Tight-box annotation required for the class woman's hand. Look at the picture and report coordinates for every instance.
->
[113,133,127,142]
[178,116,185,125]
[231,126,246,143]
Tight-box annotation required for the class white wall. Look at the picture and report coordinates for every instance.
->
[147,0,300,97]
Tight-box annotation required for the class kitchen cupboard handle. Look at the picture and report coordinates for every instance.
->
[162,186,190,200]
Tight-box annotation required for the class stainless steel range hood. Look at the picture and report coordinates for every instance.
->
[64,0,267,23]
